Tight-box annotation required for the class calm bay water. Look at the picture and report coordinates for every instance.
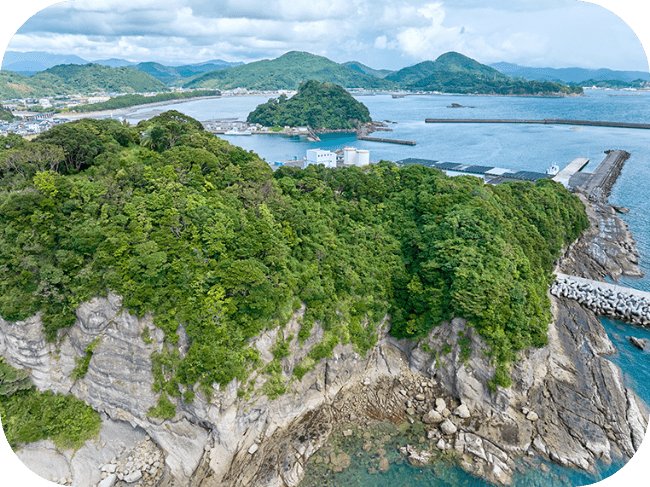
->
[127,89,650,486]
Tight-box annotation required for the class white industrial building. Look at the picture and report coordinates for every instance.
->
[306,149,337,168]
[343,147,370,167]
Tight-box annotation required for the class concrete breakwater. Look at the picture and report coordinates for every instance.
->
[356,136,416,145]
[580,150,630,203]
[424,118,650,130]
[551,274,650,326]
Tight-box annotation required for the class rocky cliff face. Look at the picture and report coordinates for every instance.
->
[0,198,648,487]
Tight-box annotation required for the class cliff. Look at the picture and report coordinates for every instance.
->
[1,194,648,486]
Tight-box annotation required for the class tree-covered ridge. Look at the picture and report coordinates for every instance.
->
[407,71,584,96]
[1,64,169,99]
[246,80,371,130]
[0,112,588,403]
[0,107,17,122]
[183,51,396,91]
[343,61,394,79]
[385,52,509,87]
[30,64,169,94]
[0,70,58,99]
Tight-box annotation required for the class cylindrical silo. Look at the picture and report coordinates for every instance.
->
[344,147,357,166]
[356,149,370,166]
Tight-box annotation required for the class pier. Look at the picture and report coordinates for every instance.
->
[552,274,650,327]
[424,118,650,130]
[357,136,416,145]
[552,157,590,187]
[580,150,629,203]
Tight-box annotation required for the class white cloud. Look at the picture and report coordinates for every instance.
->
[374,36,387,49]
[395,3,464,61]
[3,0,648,71]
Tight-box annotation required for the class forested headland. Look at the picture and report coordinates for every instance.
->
[247,80,371,130]
[0,112,588,439]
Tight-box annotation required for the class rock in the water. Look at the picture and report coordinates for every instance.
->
[629,336,650,351]
[436,439,446,449]
[379,457,389,473]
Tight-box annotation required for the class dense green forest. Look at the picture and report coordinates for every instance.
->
[343,61,394,79]
[572,79,650,89]
[247,80,371,129]
[385,52,509,87]
[408,71,584,95]
[183,51,396,91]
[1,64,168,99]
[0,112,588,424]
[0,107,17,122]
[0,70,58,99]
[0,357,101,450]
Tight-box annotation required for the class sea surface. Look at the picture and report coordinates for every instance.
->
[126,89,650,486]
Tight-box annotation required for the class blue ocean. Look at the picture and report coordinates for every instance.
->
[126,90,650,486]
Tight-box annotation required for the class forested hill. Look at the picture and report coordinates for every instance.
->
[0,111,588,410]
[408,71,584,96]
[380,52,582,95]
[246,80,371,130]
[30,64,169,94]
[343,61,394,79]
[385,52,508,86]
[0,64,168,99]
[182,51,396,91]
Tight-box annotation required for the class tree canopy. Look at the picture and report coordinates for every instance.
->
[247,80,371,130]
[0,111,588,402]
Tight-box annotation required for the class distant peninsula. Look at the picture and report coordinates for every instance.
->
[246,80,371,131]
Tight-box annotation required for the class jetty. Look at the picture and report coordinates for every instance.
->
[552,274,650,327]
[552,157,590,187]
[424,118,650,130]
[357,136,416,145]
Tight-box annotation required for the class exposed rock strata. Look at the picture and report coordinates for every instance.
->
[0,200,647,487]
[558,196,642,281]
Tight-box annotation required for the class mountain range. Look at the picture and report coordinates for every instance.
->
[1,51,243,77]
[490,62,650,84]
[18,50,650,100]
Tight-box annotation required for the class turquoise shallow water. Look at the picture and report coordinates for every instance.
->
[128,90,650,486]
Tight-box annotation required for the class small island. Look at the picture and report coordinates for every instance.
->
[246,80,372,132]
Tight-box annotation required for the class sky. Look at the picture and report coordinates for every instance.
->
[0,0,649,72]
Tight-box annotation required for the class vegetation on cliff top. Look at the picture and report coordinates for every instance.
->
[247,80,371,130]
[0,357,102,450]
[0,111,588,403]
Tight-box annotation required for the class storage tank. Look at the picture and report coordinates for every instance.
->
[343,147,357,166]
[356,149,370,166]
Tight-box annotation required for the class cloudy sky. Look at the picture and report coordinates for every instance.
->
[1,1,649,72]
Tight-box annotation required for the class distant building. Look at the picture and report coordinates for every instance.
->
[306,149,336,168]
[343,147,370,167]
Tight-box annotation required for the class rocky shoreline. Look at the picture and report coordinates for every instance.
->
[0,196,647,487]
